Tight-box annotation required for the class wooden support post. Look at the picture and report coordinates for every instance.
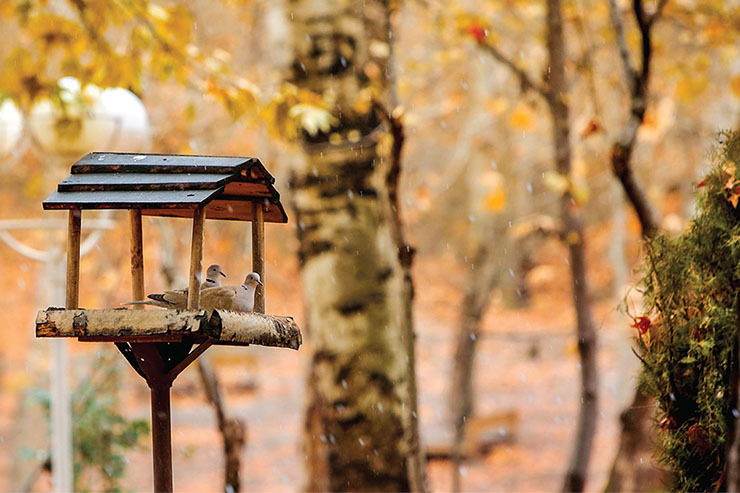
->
[252,202,265,313]
[66,209,81,309]
[150,382,173,493]
[129,343,174,493]
[188,208,206,310]
[129,210,145,309]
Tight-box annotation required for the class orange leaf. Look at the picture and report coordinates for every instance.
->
[730,193,740,208]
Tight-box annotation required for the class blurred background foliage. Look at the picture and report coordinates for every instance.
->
[2,0,740,490]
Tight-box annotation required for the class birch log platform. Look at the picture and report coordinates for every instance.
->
[36,308,302,349]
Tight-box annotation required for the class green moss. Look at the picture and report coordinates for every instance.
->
[637,131,740,491]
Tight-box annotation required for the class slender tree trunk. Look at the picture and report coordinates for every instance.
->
[545,0,599,490]
[450,240,501,492]
[377,104,427,491]
[605,1,667,489]
[197,356,246,492]
[285,1,420,490]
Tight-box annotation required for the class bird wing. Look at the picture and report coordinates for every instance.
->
[200,286,238,311]
[147,290,188,309]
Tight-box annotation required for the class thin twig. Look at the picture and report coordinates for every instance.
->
[477,41,549,97]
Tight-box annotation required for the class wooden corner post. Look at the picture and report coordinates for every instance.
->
[129,210,145,308]
[66,209,81,309]
[252,202,265,313]
[188,207,206,310]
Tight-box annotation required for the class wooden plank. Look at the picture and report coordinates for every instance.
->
[221,182,274,197]
[36,309,210,338]
[252,202,265,313]
[129,210,145,310]
[240,158,276,184]
[81,335,186,343]
[66,209,81,310]
[72,152,256,174]
[166,340,214,380]
[205,199,287,223]
[187,208,206,310]
[209,311,301,349]
[43,189,218,209]
[58,173,232,192]
[141,199,287,223]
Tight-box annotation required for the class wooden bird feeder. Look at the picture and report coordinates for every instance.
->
[35,152,301,492]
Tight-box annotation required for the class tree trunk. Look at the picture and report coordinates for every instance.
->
[285,1,419,490]
[545,1,599,490]
[605,1,665,488]
[197,356,246,492]
[450,240,501,492]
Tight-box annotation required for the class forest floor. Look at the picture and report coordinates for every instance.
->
[0,230,650,492]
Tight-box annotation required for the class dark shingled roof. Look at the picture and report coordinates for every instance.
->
[43,152,288,223]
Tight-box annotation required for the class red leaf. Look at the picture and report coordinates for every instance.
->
[467,24,487,43]
[696,179,706,188]
[580,118,601,139]
[631,316,652,335]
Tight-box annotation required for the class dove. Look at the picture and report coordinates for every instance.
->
[202,264,226,288]
[122,264,226,308]
[123,272,262,313]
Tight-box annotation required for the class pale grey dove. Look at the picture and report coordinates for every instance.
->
[123,264,225,308]
[201,264,226,288]
[123,271,262,313]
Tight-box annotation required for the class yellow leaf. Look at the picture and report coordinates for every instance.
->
[731,75,740,99]
[509,103,536,131]
[543,171,570,195]
[676,76,708,102]
[483,188,507,212]
[288,104,336,136]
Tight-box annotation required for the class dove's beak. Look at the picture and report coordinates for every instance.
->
[257,279,263,286]
[219,270,226,277]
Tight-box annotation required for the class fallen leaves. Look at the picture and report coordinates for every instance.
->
[722,161,740,208]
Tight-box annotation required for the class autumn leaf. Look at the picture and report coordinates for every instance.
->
[543,171,569,195]
[579,118,601,139]
[289,104,336,136]
[483,188,506,212]
[631,316,652,335]
[696,179,706,189]
[509,103,537,131]
[730,192,740,208]
[731,75,740,99]
[467,23,487,43]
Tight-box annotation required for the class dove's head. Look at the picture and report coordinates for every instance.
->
[244,272,263,287]
[206,264,226,281]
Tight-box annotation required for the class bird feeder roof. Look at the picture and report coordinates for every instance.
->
[43,152,288,223]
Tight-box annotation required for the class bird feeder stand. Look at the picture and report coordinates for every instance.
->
[35,152,301,492]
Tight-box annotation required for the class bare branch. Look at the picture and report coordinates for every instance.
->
[0,230,51,262]
[647,0,670,27]
[607,0,638,91]
[477,41,549,98]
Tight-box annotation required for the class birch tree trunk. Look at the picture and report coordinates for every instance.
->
[545,1,599,490]
[284,1,421,490]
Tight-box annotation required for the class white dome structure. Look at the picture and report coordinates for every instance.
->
[0,99,24,157]
[27,77,150,156]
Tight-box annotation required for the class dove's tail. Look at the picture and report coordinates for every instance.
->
[120,297,172,308]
